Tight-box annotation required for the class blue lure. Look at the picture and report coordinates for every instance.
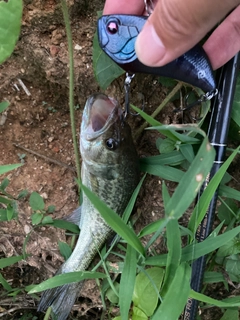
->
[97,15,216,93]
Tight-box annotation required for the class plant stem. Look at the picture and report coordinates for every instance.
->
[60,0,81,192]
[43,306,52,320]
[135,82,183,139]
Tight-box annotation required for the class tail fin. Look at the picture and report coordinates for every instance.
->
[38,281,84,320]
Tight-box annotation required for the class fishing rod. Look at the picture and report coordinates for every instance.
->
[184,52,240,320]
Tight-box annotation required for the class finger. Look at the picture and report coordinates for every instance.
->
[203,5,240,70]
[103,0,145,15]
[135,0,240,66]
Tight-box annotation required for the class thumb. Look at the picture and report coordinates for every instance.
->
[135,0,238,66]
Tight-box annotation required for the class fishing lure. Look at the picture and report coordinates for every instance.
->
[97,14,217,94]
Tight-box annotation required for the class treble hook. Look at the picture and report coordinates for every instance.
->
[124,72,144,117]
[174,89,218,113]
[144,0,154,15]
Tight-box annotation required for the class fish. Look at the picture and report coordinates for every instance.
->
[97,15,216,93]
[38,93,140,320]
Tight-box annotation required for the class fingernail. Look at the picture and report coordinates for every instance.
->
[135,22,166,66]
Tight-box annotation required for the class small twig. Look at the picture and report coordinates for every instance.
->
[13,143,76,172]
[134,82,183,139]
[17,79,31,96]
[0,306,38,318]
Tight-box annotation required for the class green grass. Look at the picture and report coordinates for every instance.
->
[1,1,240,320]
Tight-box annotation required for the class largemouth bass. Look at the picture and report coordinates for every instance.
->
[38,93,140,320]
[97,15,216,93]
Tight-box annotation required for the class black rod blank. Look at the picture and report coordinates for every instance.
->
[184,52,240,320]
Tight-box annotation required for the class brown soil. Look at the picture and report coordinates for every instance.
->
[0,1,239,319]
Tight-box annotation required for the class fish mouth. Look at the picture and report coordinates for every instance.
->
[82,93,122,140]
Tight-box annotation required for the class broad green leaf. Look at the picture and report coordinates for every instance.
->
[7,205,14,221]
[224,254,240,278]
[119,245,137,320]
[161,219,181,295]
[0,101,10,113]
[132,267,164,317]
[80,182,145,257]
[189,290,240,307]
[0,178,9,190]
[203,271,227,284]
[188,147,240,233]
[140,151,185,166]
[216,238,240,263]
[29,192,45,211]
[140,163,184,182]
[179,143,195,163]
[0,163,22,175]
[132,306,148,320]
[158,138,176,153]
[0,208,18,221]
[47,205,56,213]
[158,77,177,88]
[92,33,124,90]
[0,0,23,64]
[166,136,215,219]
[218,198,237,225]
[220,309,239,320]
[0,255,25,268]
[31,212,43,225]
[58,241,72,260]
[0,196,11,205]
[152,263,191,320]
[17,189,28,199]
[106,282,120,304]
[145,225,240,266]
[28,271,107,293]
[42,215,53,224]
[219,184,240,202]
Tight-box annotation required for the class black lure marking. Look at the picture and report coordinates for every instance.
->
[98,15,216,92]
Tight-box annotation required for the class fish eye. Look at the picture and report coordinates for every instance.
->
[107,20,119,34]
[105,138,118,150]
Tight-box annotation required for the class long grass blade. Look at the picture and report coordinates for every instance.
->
[165,136,215,219]
[145,224,240,266]
[80,183,145,257]
[161,219,181,296]
[188,147,240,233]
[28,271,107,293]
[0,255,25,268]
[152,263,191,320]
[0,164,22,175]
[189,290,240,307]
[119,244,137,320]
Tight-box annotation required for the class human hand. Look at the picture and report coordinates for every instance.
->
[103,0,240,70]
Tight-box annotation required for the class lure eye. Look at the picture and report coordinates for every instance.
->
[105,138,118,150]
[107,21,119,34]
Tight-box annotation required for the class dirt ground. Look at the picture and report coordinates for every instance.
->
[0,1,239,319]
